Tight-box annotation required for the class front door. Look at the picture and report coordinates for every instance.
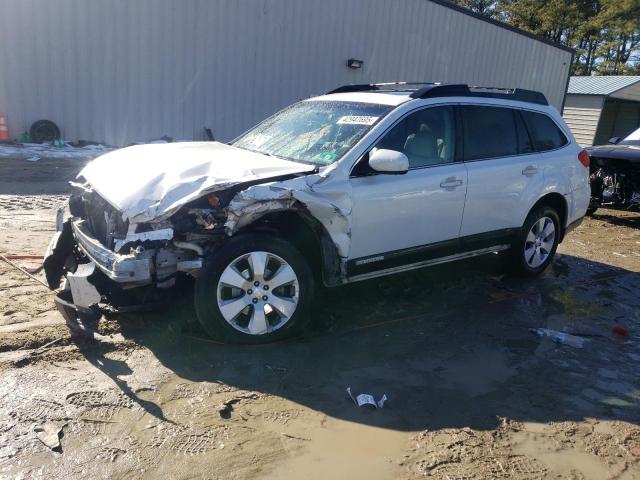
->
[348,105,467,275]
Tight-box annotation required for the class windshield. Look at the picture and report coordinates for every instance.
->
[620,127,640,146]
[232,100,392,165]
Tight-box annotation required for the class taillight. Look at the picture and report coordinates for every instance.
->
[578,150,590,168]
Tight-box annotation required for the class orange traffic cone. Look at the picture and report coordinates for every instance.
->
[0,113,9,140]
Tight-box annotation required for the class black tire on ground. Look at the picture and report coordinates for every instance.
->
[30,119,61,143]
[194,233,315,344]
[510,206,561,277]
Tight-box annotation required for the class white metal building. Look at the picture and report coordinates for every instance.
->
[0,0,574,146]
[562,76,640,147]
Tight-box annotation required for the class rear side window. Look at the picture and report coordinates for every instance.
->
[522,111,568,151]
[461,106,519,160]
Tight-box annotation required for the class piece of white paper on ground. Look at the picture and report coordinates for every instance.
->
[34,422,64,450]
[346,387,387,409]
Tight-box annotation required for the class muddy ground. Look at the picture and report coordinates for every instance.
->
[0,155,639,479]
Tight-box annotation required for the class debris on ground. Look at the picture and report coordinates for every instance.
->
[346,387,388,409]
[34,422,65,450]
[217,393,260,419]
[529,328,587,348]
[612,325,630,337]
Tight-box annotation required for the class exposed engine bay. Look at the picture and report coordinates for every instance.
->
[589,157,640,212]
[44,184,229,315]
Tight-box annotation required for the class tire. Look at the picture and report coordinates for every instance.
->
[586,205,598,216]
[30,119,61,143]
[194,233,315,344]
[510,206,560,277]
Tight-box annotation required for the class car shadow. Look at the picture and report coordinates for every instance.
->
[79,252,640,433]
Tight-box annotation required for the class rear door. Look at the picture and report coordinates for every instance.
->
[521,110,584,224]
[458,104,545,249]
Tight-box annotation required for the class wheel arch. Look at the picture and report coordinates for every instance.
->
[529,192,568,242]
[233,208,342,287]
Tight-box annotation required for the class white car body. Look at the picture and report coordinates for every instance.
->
[46,84,590,336]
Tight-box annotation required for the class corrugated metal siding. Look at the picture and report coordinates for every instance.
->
[568,76,640,96]
[562,94,604,147]
[0,0,572,146]
[594,100,640,145]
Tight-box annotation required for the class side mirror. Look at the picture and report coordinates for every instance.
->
[368,149,409,174]
[608,137,621,145]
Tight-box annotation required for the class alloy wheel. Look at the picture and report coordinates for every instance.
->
[216,251,299,335]
[524,216,556,268]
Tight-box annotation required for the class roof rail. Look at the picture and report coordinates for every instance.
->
[326,82,549,106]
[327,84,380,94]
[326,82,434,94]
[410,84,548,105]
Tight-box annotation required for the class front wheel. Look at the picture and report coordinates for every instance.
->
[194,233,315,344]
[510,206,560,276]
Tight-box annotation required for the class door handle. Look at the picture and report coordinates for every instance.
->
[522,165,539,176]
[440,177,463,189]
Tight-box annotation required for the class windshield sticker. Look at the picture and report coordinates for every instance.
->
[319,151,337,164]
[250,134,270,147]
[337,115,379,126]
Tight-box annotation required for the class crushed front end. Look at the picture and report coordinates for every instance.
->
[43,184,227,325]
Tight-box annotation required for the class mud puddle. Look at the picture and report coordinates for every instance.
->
[263,419,408,480]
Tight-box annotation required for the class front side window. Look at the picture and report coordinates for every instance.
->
[522,111,568,151]
[232,100,392,166]
[375,106,455,168]
[461,105,519,160]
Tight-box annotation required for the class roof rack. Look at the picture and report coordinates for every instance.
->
[327,82,432,94]
[326,82,549,106]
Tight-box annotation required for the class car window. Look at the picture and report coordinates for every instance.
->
[461,105,518,160]
[232,100,392,166]
[375,106,455,168]
[521,110,568,151]
[618,126,640,145]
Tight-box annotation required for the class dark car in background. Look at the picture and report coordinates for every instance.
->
[587,127,640,214]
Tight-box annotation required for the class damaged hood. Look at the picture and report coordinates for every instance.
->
[587,144,640,162]
[78,142,315,223]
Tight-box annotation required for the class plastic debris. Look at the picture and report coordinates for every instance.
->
[612,326,630,337]
[34,422,65,450]
[346,387,387,409]
[530,328,586,348]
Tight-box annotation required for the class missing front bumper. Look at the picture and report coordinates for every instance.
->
[43,219,153,291]
[44,217,203,320]
[70,220,152,283]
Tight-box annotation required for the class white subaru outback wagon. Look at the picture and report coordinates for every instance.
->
[44,83,590,343]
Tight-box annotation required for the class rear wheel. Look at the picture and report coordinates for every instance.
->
[511,206,560,276]
[194,233,314,344]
